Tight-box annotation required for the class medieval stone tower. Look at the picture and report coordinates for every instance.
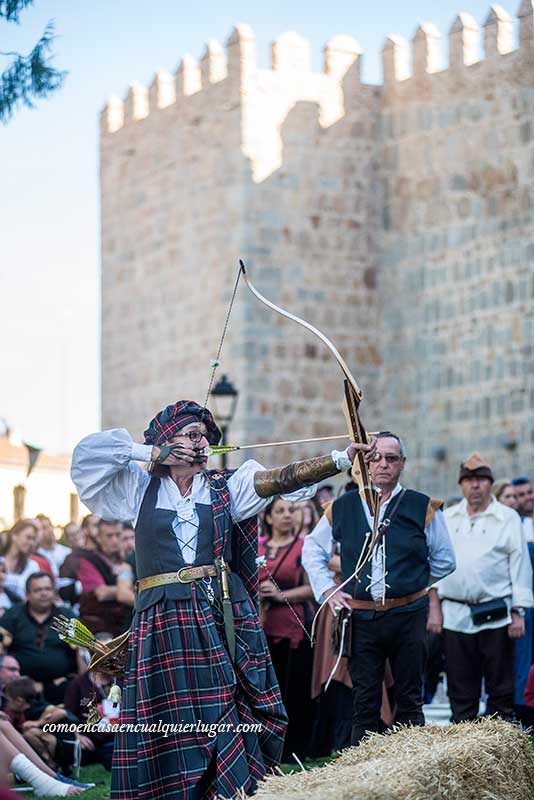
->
[100,3,534,495]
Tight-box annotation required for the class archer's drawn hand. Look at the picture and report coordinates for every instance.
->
[151,443,196,466]
[324,586,352,615]
[347,436,377,465]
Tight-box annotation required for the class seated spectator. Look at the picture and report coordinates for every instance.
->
[258,497,315,762]
[62,523,84,550]
[80,515,99,552]
[2,521,41,601]
[0,559,21,617]
[61,520,132,637]
[0,716,86,796]
[4,677,75,773]
[492,479,518,510]
[36,515,71,576]
[0,655,21,710]
[0,572,79,704]
[64,635,118,771]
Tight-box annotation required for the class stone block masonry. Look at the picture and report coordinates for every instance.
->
[100,4,534,495]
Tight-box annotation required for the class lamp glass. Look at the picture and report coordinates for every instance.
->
[210,375,238,426]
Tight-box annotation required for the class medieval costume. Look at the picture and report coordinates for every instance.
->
[71,400,348,799]
[303,482,456,744]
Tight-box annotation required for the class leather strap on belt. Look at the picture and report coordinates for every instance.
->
[348,588,427,612]
[138,565,218,592]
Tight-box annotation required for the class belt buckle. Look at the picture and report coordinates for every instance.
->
[177,568,192,583]
[374,600,387,611]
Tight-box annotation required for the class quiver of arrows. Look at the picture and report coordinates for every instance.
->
[51,615,129,677]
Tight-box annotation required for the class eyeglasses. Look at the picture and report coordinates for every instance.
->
[174,430,205,444]
[370,453,403,465]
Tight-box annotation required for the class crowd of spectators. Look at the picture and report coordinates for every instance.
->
[0,463,533,784]
[0,515,134,788]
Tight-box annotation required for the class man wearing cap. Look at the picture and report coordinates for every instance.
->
[435,453,534,723]
[70,400,374,800]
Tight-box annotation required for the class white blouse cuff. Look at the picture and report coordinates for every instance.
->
[131,442,153,463]
[332,448,351,470]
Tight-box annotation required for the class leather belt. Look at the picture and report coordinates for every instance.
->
[347,588,427,612]
[138,565,218,592]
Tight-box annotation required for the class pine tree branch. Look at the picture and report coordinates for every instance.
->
[0,0,34,23]
[0,20,66,122]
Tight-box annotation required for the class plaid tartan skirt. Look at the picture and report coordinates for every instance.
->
[110,584,287,799]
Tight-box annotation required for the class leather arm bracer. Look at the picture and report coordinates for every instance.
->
[253,455,340,498]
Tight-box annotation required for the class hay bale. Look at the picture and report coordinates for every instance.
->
[254,719,534,800]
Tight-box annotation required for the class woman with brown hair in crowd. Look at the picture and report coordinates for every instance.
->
[293,499,320,537]
[258,497,315,762]
[2,521,41,601]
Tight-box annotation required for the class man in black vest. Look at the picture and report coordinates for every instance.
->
[302,431,456,744]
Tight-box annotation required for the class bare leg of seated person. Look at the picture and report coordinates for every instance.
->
[0,730,84,796]
[0,719,57,779]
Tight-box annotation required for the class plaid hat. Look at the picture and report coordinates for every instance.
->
[458,452,494,484]
[143,400,222,446]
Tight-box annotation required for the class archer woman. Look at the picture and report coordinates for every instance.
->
[71,399,372,800]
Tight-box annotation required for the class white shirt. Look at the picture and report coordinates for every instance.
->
[302,483,456,602]
[437,498,534,633]
[4,559,40,601]
[71,428,348,564]
[38,543,71,576]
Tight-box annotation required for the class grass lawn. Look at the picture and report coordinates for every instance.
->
[23,755,337,799]
[20,765,112,800]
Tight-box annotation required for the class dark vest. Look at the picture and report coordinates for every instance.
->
[135,475,248,611]
[332,489,430,600]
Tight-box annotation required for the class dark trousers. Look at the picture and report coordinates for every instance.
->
[443,625,515,723]
[347,606,427,745]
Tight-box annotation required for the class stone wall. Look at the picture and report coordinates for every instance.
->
[380,3,534,494]
[100,4,534,493]
[100,26,381,469]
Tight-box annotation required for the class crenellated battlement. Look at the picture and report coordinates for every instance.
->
[99,23,365,135]
[100,3,534,134]
[100,4,534,497]
[383,1,533,94]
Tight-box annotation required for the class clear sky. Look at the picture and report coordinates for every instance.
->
[1,0,509,454]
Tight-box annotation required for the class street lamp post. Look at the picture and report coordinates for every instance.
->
[209,375,238,469]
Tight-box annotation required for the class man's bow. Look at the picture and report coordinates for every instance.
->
[239,260,381,638]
